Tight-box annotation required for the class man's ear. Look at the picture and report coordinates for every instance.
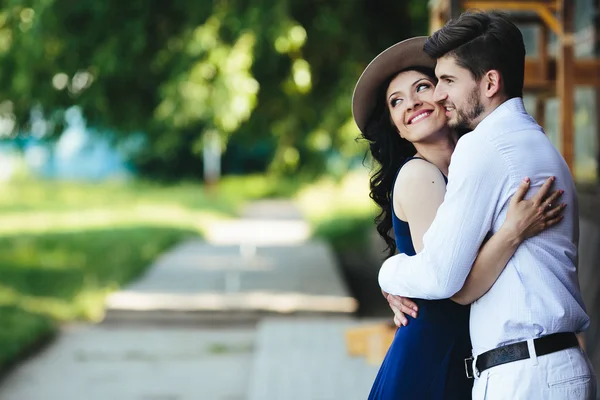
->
[483,70,501,98]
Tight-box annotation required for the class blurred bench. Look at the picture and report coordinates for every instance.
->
[344,322,396,365]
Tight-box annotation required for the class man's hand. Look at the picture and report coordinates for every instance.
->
[382,290,419,327]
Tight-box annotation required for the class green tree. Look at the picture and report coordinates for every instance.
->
[0,0,428,180]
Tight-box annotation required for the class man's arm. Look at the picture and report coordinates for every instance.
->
[379,137,507,299]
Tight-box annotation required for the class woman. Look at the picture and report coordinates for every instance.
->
[352,37,565,399]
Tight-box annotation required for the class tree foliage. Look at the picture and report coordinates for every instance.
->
[0,0,428,179]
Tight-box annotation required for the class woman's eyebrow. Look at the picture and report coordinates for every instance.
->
[388,78,429,100]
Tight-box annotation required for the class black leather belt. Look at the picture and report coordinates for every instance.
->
[464,332,579,378]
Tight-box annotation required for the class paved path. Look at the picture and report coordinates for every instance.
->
[248,317,380,400]
[0,324,255,400]
[105,239,357,315]
[0,200,366,400]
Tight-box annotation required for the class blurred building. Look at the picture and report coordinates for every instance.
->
[431,0,600,183]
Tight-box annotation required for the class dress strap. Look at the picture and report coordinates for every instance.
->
[394,156,447,183]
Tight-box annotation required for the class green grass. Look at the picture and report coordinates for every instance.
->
[0,175,283,369]
[295,171,377,251]
[0,171,372,369]
[0,226,195,368]
[311,214,375,251]
[0,227,195,320]
[0,306,54,367]
[0,174,303,215]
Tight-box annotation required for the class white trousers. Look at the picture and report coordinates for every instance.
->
[472,342,597,400]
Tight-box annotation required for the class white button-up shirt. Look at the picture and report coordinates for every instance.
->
[378,98,590,356]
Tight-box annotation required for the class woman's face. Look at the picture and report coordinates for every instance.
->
[385,70,448,144]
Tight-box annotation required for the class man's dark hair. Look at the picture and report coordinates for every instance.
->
[424,11,525,98]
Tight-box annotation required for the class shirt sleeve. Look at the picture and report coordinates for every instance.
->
[379,136,507,299]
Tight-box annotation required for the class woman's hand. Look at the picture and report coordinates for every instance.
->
[502,176,565,244]
[382,290,418,327]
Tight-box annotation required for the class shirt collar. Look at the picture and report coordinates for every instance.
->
[473,97,526,134]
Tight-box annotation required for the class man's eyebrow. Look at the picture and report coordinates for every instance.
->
[438,74,456,80]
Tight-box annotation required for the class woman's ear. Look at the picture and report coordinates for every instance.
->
[483,70,501,98]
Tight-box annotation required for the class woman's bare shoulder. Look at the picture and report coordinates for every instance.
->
[393,158,447,220]
[395,158,445,189]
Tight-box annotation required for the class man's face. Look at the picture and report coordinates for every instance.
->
[433,56,484,132]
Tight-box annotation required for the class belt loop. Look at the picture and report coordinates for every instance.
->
[527,338,538,366]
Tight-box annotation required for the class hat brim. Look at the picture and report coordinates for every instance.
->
[352,37,436,134]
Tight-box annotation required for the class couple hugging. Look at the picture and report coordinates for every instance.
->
[352,10,597,400]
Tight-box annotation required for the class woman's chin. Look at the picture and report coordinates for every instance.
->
[409,122,448,142]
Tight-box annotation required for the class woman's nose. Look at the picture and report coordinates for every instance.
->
[406,95,422,110]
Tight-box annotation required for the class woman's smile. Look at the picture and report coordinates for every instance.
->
[407,110,433,125]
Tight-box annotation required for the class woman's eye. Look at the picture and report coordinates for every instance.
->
[390,98,402,107]
[416,83,430,92]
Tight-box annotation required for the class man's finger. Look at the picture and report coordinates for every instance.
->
[399,297,418,312]
[388,294,418,312]
[511,177,530,204]
[389,296,417,317]
[393,315,403,327]
[389,303,409,324]
[393,310,407,326]
[531,176,555,204]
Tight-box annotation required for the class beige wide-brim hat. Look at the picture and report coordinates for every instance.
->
[352,36,436,134]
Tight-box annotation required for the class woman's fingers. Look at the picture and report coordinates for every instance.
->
[545,202,566,219]
[541,189,564,210]
[531,176,555,204]
[544,215,564,227]
[511,177,531,204]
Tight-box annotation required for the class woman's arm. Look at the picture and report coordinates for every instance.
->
[387,159,447,326]
[450,176,564,305]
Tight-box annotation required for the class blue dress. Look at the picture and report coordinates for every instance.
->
[368,157,473,400]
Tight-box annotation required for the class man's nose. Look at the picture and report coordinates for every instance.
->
[433,84,447,103]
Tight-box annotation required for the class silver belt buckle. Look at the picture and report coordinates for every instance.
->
[464,356,474,379]
[464,356,480,379]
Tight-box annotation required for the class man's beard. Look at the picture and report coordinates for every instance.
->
[449,86,484,133]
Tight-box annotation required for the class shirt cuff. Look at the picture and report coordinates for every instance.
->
[378,253,409,296]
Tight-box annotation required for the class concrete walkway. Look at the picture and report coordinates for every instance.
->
[105,239,357,316]
[0,324,255,400]
[0,200,372,400]
[248,317,379,400]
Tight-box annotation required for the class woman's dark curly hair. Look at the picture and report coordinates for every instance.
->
[359,67,437,257]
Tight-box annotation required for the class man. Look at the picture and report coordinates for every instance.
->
[379,11,597,399]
